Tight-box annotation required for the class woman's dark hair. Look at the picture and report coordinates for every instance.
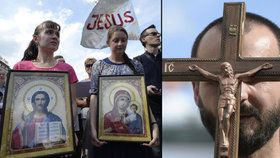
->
[22,41,38,61]
[123,53,138,74]
[107,25,138,74]
[22,20,61,61]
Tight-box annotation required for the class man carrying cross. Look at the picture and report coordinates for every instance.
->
[191,13,280,157]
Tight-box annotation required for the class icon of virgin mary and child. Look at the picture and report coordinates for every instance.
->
[104,89,143,134]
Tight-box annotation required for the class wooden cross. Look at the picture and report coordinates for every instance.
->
[163,2,280,158]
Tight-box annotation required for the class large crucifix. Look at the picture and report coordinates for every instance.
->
[163,2,280,158]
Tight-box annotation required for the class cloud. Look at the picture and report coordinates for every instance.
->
[163,4,193,37]
[132,0,161,30]
[37,0,43,6]
[82,0,98,4]
[0,7,73,66]
[58,21,111,80]
[0,0,160,81]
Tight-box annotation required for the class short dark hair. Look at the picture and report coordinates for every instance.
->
[140,24,156,47]
[54,55,64,60]
[191,12,280,57]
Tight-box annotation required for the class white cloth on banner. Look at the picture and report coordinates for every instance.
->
[81,0,140,49]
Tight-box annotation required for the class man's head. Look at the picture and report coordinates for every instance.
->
[31,91,50,112]
[140,24,161,48]
[191,13,280,156]
[221,62,234,77]
[54,55,65,63]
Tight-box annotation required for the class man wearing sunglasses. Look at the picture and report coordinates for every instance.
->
[134,24,162,158]
[76,57,97,158]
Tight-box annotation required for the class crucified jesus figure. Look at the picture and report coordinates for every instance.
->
[189,62,272,151]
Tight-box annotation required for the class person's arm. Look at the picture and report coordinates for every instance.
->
[71,83,77,121]
[76,97,90,108]
[147,85,161,96]
[68,64,79,119]
[236,63,273,78]
[89,94,106,147]
[189,65,218,81]
[142,107,160,147]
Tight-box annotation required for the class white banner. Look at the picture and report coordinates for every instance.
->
[81,0,140,49]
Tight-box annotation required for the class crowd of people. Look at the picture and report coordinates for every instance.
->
[0,20,162,158]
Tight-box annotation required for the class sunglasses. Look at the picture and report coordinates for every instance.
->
[85,64,93,68]
[145,32,161,37]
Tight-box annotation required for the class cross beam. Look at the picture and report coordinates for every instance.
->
[163,2,280,158]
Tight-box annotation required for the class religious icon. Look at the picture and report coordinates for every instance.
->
[11,90,66,150]
[0,70,75,158]
[98,75,151,142]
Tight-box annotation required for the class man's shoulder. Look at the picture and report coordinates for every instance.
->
[133,53,146,62]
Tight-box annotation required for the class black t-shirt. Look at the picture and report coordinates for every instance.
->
[134,51,162,118]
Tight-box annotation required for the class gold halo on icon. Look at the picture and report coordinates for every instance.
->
[108,83,136,107]
[23,83,57,112]
[129,100,142,114]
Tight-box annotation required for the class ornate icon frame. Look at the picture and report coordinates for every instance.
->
[0,70,75,158]
[98,75,151,142]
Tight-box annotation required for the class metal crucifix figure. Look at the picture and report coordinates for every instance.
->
[189,62,272,157]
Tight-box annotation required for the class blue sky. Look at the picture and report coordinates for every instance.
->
[163,0,280,58]
[0,0,160,80]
